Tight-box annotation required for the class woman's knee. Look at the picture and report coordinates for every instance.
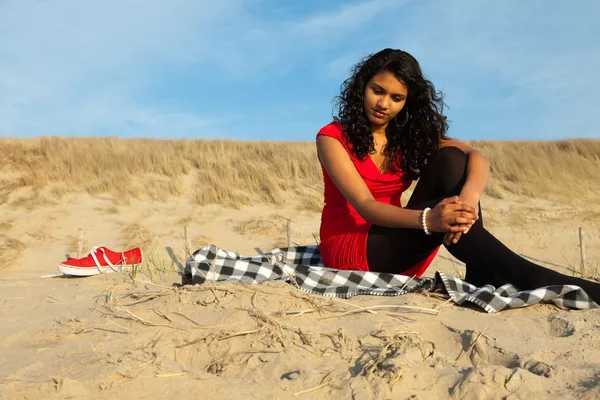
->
[430,146,467,168]
[425,146,468,193]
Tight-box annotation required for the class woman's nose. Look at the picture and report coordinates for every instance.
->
[377,97,389,109]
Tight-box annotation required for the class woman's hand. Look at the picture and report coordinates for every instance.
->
[426,196,478,233]
[443,191,480,245]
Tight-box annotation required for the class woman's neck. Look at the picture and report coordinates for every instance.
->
[371,123,387,137]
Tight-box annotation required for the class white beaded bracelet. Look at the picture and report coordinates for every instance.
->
[422,207,432,235]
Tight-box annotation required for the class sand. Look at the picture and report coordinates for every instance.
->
[1,191,600,399]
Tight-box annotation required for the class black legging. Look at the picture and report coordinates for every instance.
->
[367,146,600,304]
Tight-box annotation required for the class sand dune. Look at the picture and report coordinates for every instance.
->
[1,138,599,398]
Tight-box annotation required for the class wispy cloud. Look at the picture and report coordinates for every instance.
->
[1,0,599,139]
[292,0,401,36]
[326,53,362,79]
[0,0,244,136]
[397,0,600,139]
[0,0,400,137]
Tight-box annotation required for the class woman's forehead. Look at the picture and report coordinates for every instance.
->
[369,71,407,94]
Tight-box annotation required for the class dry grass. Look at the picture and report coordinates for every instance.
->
[0,138,320,208]
[94,200,121,215]
[190,234,213,249]
[120,222,155,250]
[0,176,28,203]
[64,234,89,255]
[84,281,441,396]
[28,229,57,243]
[299,191,324,212]
[1,137,599,208]
[485,182,505,199]
[354,330,434,384]
[587,261,600,282]
[472,140,600,203]
[0,235,26,270]
[9,189,58,210]
[0,221,12,231]
[232,215,289,237]
[103,205,120,215]
[231,215,292,248]
[573,258,600,283]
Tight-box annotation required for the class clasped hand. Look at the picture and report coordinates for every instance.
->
[425,196,479,246]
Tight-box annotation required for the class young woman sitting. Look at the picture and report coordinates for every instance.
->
[316,48,600,304]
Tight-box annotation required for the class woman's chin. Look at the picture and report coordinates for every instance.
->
[368,116,388,127]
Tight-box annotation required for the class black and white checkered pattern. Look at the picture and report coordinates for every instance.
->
[182,245,599,313]
[437,272,598,313]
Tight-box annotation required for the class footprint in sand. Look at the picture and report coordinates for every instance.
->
[548,315,577,338]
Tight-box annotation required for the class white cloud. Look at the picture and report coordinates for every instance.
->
[0,0,400,137]
[292,0,401,36]
[395,0,600,138]
[325,53,361,79]
[0,0,245,136]
[2,0,598,139]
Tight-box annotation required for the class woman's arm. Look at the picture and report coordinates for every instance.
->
[317,136,475,232]
[318,135,422,229]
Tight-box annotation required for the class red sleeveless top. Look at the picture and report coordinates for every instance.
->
[316,121,439,277]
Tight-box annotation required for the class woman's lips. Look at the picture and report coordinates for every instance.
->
[373,109,387,118]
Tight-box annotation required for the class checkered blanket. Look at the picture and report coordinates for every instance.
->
[181,244,599,313]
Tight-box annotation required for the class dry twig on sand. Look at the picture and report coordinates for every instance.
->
[456,326,488,362]
[354,330,434,385]
[320,303,438,320]
[294,371,335,396]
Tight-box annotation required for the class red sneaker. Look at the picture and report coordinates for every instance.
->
[57,246,143,276]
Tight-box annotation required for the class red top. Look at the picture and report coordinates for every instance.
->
[316,121,439,277]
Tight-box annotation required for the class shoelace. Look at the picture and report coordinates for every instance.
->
[88,246,127,274]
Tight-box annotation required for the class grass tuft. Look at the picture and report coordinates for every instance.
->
[0,235,26,270]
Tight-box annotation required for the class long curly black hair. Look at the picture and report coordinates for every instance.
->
[333,48,449,180]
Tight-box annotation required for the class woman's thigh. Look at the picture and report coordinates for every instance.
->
[366,224,442,274]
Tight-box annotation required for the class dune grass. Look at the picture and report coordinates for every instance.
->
[0,235,25,270]
[0,137,320,208]
[473,140,600,204]
[1,137,599,208]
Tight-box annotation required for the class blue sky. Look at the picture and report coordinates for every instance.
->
[1,0,599,141]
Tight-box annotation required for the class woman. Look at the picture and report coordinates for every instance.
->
[316,48,600,304]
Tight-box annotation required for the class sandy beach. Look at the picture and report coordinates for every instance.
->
[1,138,600,399]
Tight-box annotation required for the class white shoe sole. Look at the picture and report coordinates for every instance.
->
[57,263,141,276]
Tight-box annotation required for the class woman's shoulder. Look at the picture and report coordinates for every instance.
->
[316,121,344,140]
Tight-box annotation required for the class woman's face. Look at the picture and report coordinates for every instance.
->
[363,71,408,128]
